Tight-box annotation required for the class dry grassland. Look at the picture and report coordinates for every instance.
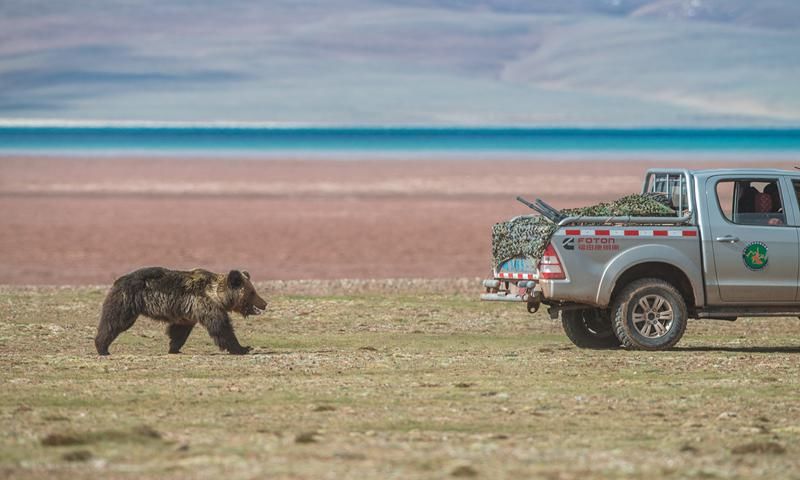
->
[1,280,799,479]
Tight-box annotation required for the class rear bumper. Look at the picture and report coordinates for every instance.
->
[480,277,543,305]
[480,290,543,303]
[479,292,527,302]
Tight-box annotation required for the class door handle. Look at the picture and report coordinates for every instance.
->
[715,235,739,243]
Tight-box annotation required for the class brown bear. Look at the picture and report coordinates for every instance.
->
[95,267,268,355]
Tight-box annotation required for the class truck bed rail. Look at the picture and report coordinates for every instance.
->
[557,214,693,227]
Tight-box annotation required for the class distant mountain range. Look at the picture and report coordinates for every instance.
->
[1,0,798,125]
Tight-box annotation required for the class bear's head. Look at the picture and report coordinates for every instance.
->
[225,270,268,317]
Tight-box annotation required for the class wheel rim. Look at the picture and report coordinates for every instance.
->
[631,294,673,339]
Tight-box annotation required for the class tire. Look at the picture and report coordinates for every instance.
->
[561,309,621,349]
[611,278,688,350]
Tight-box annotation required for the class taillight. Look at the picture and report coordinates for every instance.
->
[538,243,566,280]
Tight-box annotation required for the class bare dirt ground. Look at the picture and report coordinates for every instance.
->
[2,156,794,285]
[1,281,799,479]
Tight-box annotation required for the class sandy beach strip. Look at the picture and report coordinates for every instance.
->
[0,156,794,285]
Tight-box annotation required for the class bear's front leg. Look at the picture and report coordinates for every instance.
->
[167,323,195,354]
[199,311,251,355]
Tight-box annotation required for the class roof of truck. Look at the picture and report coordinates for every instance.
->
[649,168,799,178]
[692,168,798,176]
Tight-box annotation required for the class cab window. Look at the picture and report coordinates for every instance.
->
[716,179,785,226]
[646,173,688,213]
[792,180,800,214]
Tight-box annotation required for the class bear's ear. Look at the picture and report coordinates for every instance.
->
[242,271,251,280]
[228,270,244,288]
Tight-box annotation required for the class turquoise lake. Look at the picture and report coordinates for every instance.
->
[1,127,799,156]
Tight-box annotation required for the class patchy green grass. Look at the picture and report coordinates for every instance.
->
[1,282,800,479]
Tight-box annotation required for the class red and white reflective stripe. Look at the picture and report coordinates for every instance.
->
[496,272,536,280]
[562,229,697,237]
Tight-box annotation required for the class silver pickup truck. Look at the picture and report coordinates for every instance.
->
[481,168,800,350]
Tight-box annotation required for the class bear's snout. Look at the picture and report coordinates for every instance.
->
[247,295,268,316]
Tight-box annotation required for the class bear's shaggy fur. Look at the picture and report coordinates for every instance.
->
[95,267,267,355]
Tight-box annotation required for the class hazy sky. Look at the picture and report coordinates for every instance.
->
[1,0,799,125]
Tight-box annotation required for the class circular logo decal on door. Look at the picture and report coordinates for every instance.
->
[742,241,768,271]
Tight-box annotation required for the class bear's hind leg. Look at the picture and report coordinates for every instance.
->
[167,323,195,354]
[95,311,137,355]
[95,291,138,355]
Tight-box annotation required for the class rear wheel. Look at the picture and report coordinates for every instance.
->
[561,309,620,349]
[611,278,687,350]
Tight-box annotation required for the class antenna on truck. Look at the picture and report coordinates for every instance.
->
[516,196,566,222]
[535,198,566,222]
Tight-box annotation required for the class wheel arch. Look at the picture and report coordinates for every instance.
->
[596,245,703,309]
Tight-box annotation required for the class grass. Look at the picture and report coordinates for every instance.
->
[1,281,799,479]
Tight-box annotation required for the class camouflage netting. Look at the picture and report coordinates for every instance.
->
[560,193,674,218]
[492,194,675,268]
[491,216,557,269]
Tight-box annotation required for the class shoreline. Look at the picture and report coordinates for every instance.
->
[3,150,800,161]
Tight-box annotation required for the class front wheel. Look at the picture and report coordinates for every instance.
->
[611,278,688,350]
[561,309,620,349]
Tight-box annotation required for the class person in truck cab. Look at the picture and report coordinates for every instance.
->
[735,182,784,225]
[737,184,756,214]
[756,182,783,225]
[763,183,782,212]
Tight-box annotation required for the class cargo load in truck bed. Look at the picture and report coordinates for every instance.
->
[491,193,676,268]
